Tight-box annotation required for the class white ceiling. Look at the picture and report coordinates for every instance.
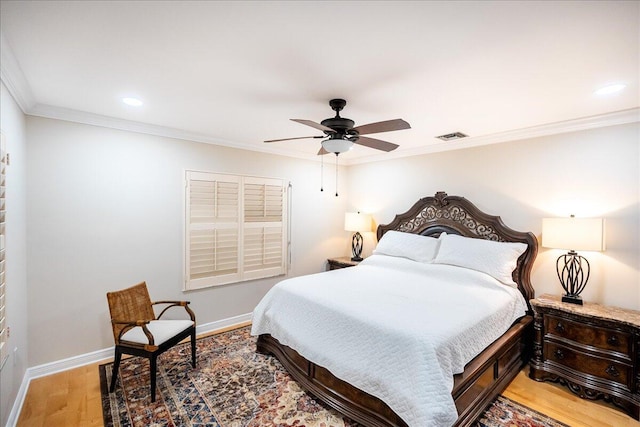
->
[1,1,638,164]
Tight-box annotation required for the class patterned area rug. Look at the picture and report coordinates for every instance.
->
[476,396,568,427]
[100,326,567,427]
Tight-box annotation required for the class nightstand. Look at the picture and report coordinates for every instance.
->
[530,294,640,420]
[327,256,362,270]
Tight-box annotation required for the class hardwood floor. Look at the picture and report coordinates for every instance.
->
[16,325,640,427]
[17,363,104,427]
[503,369,640,427]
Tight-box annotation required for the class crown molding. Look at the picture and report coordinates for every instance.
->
[0,32,36,112]
[28,103,320,163]
[26,103,639,166]
[347,107,640,165]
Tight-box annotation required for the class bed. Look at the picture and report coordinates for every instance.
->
[252,192,538,427]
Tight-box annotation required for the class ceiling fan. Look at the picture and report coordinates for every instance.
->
[265,99,411,155]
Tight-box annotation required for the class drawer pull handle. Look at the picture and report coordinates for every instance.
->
[605,365,620,377]
[554,349,565,360]
[555,322,566,333]
[607,335,620,346]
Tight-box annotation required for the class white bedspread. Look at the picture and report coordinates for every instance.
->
[251,254,528,427]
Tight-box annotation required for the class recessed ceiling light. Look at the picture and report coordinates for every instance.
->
[594,83,626,96]
[122,97,143,107]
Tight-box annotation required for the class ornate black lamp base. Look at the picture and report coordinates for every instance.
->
[562,294,583,305]
[351,231,363,262]
[556,250,589,305]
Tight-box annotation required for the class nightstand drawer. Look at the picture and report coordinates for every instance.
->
[546,315,632,356]
[545,341,632,389]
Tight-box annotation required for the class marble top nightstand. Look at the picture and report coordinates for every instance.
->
[530,294,640,420]
[531,294,640,329]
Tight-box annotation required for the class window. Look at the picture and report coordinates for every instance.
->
[184,171,288,290]
[0,133,7,368]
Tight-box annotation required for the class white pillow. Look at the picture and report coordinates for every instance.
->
[433,233,527,286]
[373,230,442,263]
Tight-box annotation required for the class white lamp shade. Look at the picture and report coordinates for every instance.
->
[345,212,372,232]
[542,217,605,252]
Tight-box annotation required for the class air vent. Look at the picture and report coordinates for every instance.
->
[436,132,468,141]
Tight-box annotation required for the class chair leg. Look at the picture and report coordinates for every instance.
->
[110,347,122,392]
[191,328,196,368]
[150,355,157,402]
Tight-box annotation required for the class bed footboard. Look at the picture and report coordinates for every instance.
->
[453,315,533,426]
[257,315,533,427]
[257,333,407,427]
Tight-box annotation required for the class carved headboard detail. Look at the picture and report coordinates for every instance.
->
[377,192,538,306]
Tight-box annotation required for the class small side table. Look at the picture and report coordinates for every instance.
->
[327,256,362,270]
[530,294,640,420]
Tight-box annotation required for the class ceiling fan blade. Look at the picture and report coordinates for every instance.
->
[291,119,336,133]
[264,135,323,143]
[317,146,330,155]
[353,119,410,135]
[354,136,399,152]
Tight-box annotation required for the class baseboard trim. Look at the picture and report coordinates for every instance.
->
[4,372,29,427]
[5,313,252,427]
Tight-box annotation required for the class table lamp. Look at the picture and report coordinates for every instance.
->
[542,216,605,305]
[344,212,372,261]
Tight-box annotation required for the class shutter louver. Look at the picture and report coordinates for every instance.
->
[189,229,238,278]
[244,226,283,271]
[0,134,6,369]
[244,183,283,222]
[189,180,238,223]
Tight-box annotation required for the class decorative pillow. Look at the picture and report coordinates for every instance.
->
[373,230,442,263]
[433,233,527,286]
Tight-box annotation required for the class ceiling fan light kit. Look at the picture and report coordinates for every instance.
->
[322,137,353,154]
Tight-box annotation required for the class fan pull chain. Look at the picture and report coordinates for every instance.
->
[320,154,324,192]
[335,153,339,197]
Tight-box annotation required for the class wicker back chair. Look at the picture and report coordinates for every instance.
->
[106,281,196,402]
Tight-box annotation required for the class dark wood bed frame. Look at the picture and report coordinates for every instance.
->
[257,192,538,427]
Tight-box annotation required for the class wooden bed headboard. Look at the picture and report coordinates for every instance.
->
[377,191,538,304]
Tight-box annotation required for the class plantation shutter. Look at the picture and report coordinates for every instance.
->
[186,172,241,289]
[185,171,287,290]
[243,177,285,280]
[0,133,7,369]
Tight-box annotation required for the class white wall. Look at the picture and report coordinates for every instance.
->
[0,83,28,426]
[26,116,348,367]
[347,123,640,310]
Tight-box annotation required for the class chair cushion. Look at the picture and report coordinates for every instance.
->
[120,320,194,346]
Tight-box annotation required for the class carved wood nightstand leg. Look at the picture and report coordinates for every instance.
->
[529,308,546,380]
